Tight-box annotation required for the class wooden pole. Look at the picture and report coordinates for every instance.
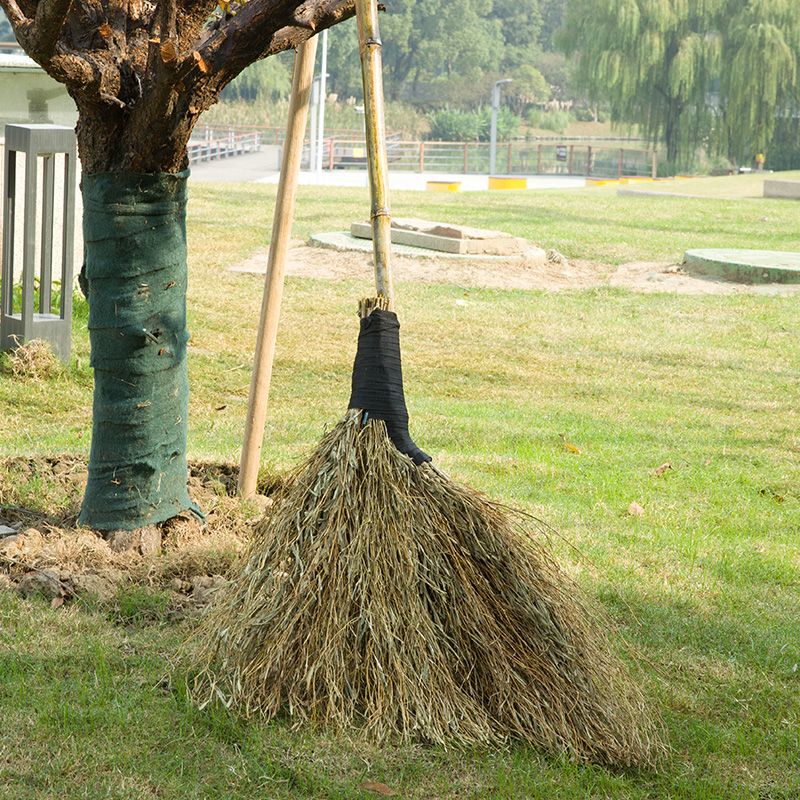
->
[356,0,394,306]
[238,38,318,498]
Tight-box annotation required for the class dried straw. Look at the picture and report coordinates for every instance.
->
[189,410,660,767]
[3,337,60,380]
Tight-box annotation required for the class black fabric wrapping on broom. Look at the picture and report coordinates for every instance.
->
[348,309,431,466]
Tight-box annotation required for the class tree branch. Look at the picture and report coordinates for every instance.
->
[197,0,354,88]
[0,0,29,29]
[2,0,356,173]
[177,0,220,46]
[107,0,129,52]
[161,0,178,49]
[24,0,75,64]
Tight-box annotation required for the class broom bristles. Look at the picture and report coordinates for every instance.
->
[189,410,661,767]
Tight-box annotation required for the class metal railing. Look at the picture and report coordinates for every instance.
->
[187,124,657,178]
[187,131,262,163]
[321,137,656,178]
[192,124,374,148]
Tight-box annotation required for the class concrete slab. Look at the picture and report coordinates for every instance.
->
[391,217,522,243]
[350,217,529,256]
[763,179,800,199]
[683,249,800,284]
[310,230,546,264]
[351,222,467,254]
[427,180,462,192]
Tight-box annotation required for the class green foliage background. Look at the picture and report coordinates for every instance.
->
[557,0,800,169]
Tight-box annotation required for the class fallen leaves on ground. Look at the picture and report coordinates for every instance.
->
[627,501,645,517]
[359,781,398,796]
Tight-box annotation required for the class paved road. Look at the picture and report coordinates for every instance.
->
[187,144,587,192]
[188,145,281,183]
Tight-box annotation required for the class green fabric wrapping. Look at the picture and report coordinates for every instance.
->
[78,171,199,530]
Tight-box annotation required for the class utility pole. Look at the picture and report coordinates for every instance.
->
[489,78,512,175]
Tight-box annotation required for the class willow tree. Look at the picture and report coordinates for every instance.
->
[555,0,721,167]
[717,0,800,162]
[556,0,724,166]
[0,0,354,531]
[557,0,800,168]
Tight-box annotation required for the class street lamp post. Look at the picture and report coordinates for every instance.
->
[316,29,328,183]
[309,74,321,172]
[308,72,329,176]
[489,78,512,175]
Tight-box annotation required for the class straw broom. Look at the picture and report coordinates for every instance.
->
[188,1,660,768]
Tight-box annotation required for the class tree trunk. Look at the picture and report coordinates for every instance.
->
[0,0,355,531]
[78,170,196,530]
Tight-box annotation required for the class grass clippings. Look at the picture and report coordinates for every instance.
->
[2,337,61,380]
[190,410,662,768]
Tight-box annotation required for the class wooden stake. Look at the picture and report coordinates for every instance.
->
[355,0,393,307]
[238,37,318,498]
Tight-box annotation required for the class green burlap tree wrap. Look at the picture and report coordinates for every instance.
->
[78,171,198,530]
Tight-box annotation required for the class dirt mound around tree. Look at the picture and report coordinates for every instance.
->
[0,455,273,617]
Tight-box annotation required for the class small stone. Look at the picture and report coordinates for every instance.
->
[0,534,20,552]
[170,577,192,594]
[17,569,63,600]
[20,528,44,547]
[14,528,45,557]
[245,494,274,514]
[67,573,117,604]
[0,525,17,536]
[192,575,219,604]
[67,470,89,486]
[105,525,161,557]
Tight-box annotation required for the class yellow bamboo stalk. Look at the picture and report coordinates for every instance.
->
[355,0,394,308]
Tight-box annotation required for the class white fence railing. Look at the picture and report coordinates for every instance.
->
[187,131,262,164]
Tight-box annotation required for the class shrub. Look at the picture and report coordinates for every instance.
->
[475,107,520,142]
[528,108,572,134]
[427,107,521,143]
[573,106,607,123]
[426,108,482,142]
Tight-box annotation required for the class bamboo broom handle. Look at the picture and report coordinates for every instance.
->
[355,0,394,309]
[238,37,319,498]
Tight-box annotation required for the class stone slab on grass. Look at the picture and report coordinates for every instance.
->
[764,180,800,199]
[683,249,800,284]
[351,217,529,256]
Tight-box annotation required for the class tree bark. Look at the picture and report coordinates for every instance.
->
[1,0,355,530]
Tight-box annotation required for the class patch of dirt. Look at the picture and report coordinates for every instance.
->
[233,242,800,296]
[0,455,274,618]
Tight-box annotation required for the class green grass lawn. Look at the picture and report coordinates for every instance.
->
[1,183,799,799]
